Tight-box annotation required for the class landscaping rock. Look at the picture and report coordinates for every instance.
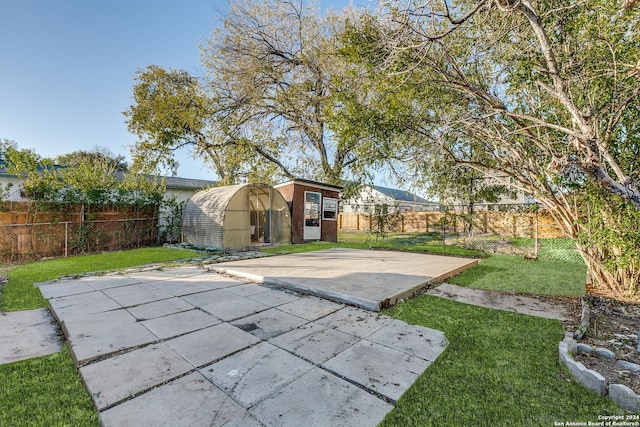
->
[563,336,577,354]
[559,341,571,364]
[580,369,606,395]
[559,342,606,396]
[608,384,640,413]
[616,360,640,372]
[577,343,593,354]
[594,347,616,360]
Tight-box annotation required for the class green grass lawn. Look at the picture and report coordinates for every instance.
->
[0,346,99,427]
[261,232,484,258]
[382,295,622,425]
[448,254,587,296]
[0,247,198,426]
[0,246,198,312]
[0,236,608,425]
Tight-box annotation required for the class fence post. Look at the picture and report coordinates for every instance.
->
[534,209,539,257]
[64,221,68,257]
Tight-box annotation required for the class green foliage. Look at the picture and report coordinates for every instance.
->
[340,1,640,299]
[3,142,167,217]
[0,247,197,311]
[573,185,640,297]
[159,197,185,243]
[125,65,210,176]
[0,182,12,200]
[55,147,128,172]
[383,296,622,425]
[124,65,277,184]
[370,203,402,240]
[0,346,99,426]
[60,155,120,205]
[3,145,63,201]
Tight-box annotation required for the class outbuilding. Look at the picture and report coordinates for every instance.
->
[181,183,291,249]
[274,179,342,244]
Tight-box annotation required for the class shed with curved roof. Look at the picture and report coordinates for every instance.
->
[182,183,291,249]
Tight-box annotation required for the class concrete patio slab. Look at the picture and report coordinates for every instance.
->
[165,323,261,368]
[141,309,221,340]
[277,295,343,321]
[157,265,207,277]
[100,372,260,427]
[323,339,433,403]
[200,342,315,408]
[61,309,137,339]
[180,288,239,307]
[426,282,571,320]
[125,269,188,282]
[147,278,218,297]
[83,275,143,291]
[246,286,301,307]
[270,322,359,364]
[231,308,308,340]
[49,291,121,318]
[80,343,192,410]
[101,283,173,307]
[200,297,271,322]
[0,309,62,364]
[38,280,95,299]
[225,283,270,297]
[69,321,158,365]
[315,305,394,338]
[126,297,195,320]
[248,367,393,427]
[44,257,452,426]
[367,319,449,362]
[212,248,479,310]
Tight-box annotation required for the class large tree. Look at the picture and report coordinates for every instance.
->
[343,1,640,299]
[125,0,380,185]
[55,147,128,172]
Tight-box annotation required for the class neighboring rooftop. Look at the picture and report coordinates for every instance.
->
[370,184,429,204]
[0,159,67,176]
[0,160,217,191]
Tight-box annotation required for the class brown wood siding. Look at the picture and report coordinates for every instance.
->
[275,183,340,244]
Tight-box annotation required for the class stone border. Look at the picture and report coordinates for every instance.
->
[559,333,640,413]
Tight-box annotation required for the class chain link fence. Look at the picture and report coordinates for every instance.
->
[338,204,577,259]
[0,201,187,263]
[0,217,166,263]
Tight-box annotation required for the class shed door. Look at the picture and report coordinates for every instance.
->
[303,191,321,240]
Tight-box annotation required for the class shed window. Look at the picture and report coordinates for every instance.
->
[322,197,338,220]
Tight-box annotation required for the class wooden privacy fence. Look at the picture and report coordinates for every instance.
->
[338,210,564,238]
[0,201,159,262]
[0,218,159,261]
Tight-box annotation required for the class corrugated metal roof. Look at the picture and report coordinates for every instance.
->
[186,183,245,225]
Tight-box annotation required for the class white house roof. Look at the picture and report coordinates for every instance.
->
[371,184,429,204]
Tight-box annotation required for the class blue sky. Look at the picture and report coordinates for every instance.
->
[1,0,372,182]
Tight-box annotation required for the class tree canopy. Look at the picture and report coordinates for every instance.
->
[338,0,640,299]
[2,142,164,208]
[55,147,128,172]
[125,0,388,185]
